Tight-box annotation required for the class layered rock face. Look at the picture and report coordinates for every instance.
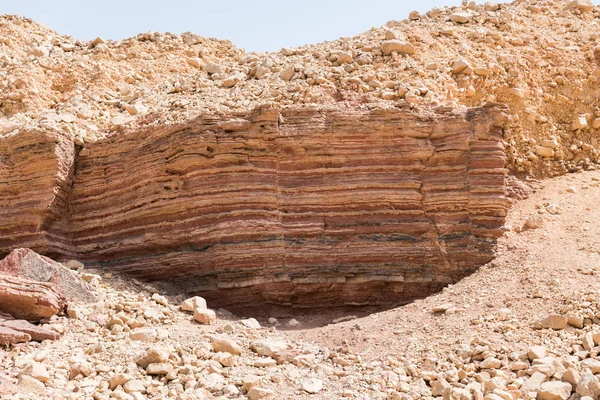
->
[0,131,77,259]
[0,105,508,312]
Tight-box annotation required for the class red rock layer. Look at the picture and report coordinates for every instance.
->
[0,105,508,311]
[0,130,76,259]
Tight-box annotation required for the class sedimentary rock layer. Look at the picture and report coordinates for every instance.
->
[0,105,508,311]
[0,130,76,259]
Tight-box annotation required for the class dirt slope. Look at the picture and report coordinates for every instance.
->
[1,0,600,176]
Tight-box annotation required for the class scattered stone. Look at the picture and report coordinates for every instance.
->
[205,63,223,74]
[108,374,132,390]
[577,372,600,398]
[537,382,572,400]
[432,303,453,313]
[136,346,170,368]
[210,335,243,355]
[450,12,471,24]
[251,338,289,358]
[123,379,146,393]
[520,371,547,393]
[302,378,323,394]
[130,328,158,342]
[146,362,172,375]
[581,358,600,374]
[240,318,261,329]
[193,308,216,324]
[181,296,207,312]
[20,362,49,383]
[536,315,568,330]
[17,374,45,393]
[248,387,275,400]
[380,40,415,55]
[528,345,546,361]
[0,325,31,345]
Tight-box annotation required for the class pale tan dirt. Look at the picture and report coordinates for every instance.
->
[2,0,600,176]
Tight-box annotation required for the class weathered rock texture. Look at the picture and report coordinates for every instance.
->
[0,248,95,302]
[0,105,508,311]
[0,274,65,321]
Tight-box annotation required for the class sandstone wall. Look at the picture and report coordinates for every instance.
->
[0,105,508,311]
[0,131,77,259]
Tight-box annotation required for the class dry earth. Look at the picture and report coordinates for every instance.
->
[0,169,599,400]
[1,0,600,176]
[2,0,600,399]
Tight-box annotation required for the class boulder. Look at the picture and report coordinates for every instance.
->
[0,273,65,321]
[0,248,95,303]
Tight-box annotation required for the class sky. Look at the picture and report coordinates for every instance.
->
[0,0,512,52]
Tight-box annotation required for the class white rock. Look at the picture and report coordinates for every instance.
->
[302,378,323,394]
[480,357,502,369]
[432,303,453,313]
[193,308,216,324]
[209,335,243,355]
[123,379,145,393]
[287,318,300,327]
[520,371,547,393]
[577,372,600,398]
[111,114,131,126]
[572,116,588,130]
[205,63,224,74]
[181,296,207,312]
[380,40,415,55]
[581,358,600,374]
[151,293,169,306]
[130,328,158,342]
[537,382,572,400]
[17,375,45,393]
[450,11,472,24]
[20,363,49,383]
[251,338,289,358]
[146,362,172,375]
[240,318,261,329]
[527,346,545,360]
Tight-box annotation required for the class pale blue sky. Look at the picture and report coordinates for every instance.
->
[1,0,512,52]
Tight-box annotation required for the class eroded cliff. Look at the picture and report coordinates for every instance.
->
[0,104,508,312]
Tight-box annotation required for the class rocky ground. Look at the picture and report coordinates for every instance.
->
[1,0,600,176]
[3,0,600,399]
[0,169,599,400]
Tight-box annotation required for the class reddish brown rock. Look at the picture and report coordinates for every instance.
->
[0,105,508,312]
[0,325,31,346]
[0,130,77,259]
[0,248,95,302]
[0,320,60,341]
[0,273,65,321]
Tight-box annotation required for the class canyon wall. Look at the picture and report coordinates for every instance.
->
[0,104,508,312]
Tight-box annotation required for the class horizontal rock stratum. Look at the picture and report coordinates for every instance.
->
[0,104,508,311]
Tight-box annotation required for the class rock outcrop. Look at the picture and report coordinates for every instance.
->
[0,104,508,311]
[0,274,65,321]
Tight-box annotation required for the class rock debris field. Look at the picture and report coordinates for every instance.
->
[2,0,600,399]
